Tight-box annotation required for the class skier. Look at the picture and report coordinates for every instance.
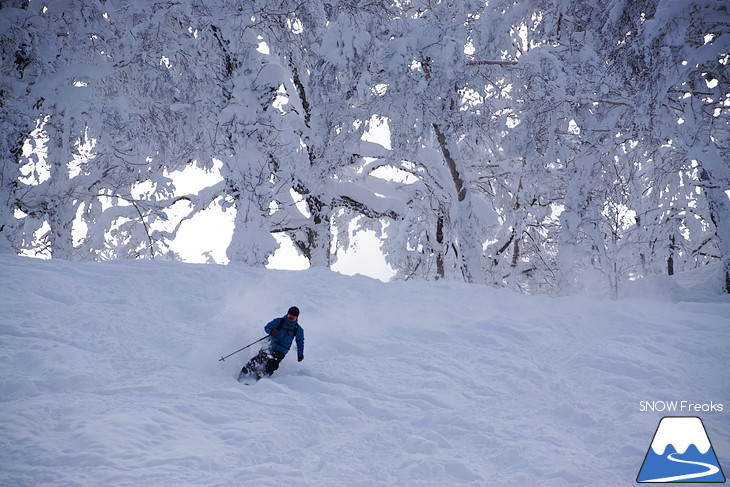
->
[238,306,304,382]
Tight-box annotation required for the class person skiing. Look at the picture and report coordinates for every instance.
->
[238,306,304,382]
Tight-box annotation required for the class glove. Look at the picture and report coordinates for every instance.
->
[270,328,279,336]
[298,355,304,362]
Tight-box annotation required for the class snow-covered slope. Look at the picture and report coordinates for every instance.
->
[1,256,728,486]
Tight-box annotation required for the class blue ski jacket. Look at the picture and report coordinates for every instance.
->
[265,317,304,357]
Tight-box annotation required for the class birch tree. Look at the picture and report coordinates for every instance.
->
[253,0,403,268]
[373,0,502,283]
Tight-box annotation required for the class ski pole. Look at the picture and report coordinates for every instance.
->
[219,335,269,362]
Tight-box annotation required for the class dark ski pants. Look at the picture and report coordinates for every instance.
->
[239,348,285,381]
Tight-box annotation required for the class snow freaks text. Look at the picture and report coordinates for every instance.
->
[639,401,724,413]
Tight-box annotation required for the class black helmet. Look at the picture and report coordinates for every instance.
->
[287,306,300,317]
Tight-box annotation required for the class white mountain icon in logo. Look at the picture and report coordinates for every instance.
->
[637,416,725,483]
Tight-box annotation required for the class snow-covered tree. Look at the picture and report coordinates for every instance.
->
[369,0,505,283]
[654,0,730,292]
[74,0,216,260]
[598,0,730,293]
[253,0,403,268]
[4,0,212,260]
[2,0,726,295]
[3,1,101,259]
[503,0,730,296]
[0,2,38,254]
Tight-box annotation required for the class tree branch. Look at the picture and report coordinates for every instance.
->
[466,60,519,67]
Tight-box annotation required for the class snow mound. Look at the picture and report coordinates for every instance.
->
[621,263,730,303]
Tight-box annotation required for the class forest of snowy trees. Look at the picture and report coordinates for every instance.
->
[1,0,728,296]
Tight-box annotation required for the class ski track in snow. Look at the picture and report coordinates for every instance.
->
[1,256,728,486]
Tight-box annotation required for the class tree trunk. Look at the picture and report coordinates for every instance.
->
[432,122,484,283]
[699,169,730,293]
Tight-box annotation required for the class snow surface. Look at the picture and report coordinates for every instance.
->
[1,255,728,486]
